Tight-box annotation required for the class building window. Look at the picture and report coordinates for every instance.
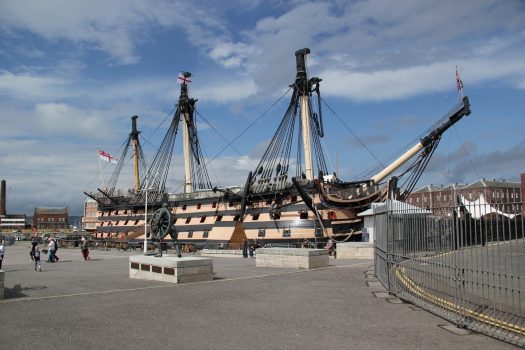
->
[197,203,201,209]
[233,215,240,221]
[229,201,234,207]
[300,211,308,219]
[188,230,193,238]
[258,228,266,237]
[212,202,217,208]
[185,217,191,224]
[203,230,209,238]
[283,228,291,237]
[200,216,206,223]
[182,205,187,210]
[252,214,260,220]
[266,199,272,205]
[315,227,323,237]
[291,196,297,202]
[216,215,223,222]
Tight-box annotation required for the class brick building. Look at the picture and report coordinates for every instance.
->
[33,207,69,231]
[407,178,522,217]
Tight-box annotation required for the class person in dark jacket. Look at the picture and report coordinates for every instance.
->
[242,240,248,258]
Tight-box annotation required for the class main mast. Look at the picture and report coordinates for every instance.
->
[296,48,314,181]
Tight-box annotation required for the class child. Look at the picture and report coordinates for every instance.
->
[33,244,42,271]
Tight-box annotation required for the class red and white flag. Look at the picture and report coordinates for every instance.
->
[178,72,192,85]
[97,149,118,164]
[456,66,464,97]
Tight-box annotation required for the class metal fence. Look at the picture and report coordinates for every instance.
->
[375,199,524,347]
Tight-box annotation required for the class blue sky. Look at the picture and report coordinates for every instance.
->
[0,0,524,216]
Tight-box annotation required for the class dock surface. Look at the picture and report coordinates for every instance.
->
[0,244,516,349]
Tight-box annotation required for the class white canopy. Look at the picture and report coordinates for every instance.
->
[460,193,516,219]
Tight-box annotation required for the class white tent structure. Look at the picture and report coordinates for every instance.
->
[459,193,516,219]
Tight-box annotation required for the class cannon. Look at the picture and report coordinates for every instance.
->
[149,205,181,258]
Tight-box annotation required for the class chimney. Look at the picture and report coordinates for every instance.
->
[0,179,6,216]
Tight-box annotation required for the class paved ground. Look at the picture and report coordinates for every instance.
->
[0,243,519,349]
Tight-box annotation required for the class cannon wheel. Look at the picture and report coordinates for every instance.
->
[150,207,173,240]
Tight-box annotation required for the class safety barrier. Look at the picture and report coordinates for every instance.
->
[374,199,524,347]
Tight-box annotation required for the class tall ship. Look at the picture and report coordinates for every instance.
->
[85,48,471,248]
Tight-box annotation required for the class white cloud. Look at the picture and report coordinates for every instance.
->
[192,79,258,103]
[0,70,68,100]
[0,0,229,65]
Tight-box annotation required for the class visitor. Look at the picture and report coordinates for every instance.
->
[242,240,248,258]
[33,244,42,271]
[81,237,91,261]
[0,239,5,269]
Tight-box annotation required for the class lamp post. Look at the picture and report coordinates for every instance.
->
[141,177,154,254]
[144,188,149,254]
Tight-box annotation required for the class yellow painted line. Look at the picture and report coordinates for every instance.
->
[394,266,525,336]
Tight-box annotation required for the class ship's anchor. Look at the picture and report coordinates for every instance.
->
[150,206,181,257]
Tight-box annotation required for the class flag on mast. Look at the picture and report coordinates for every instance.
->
[178,72,192,85]
[97,149,118,164]
[456,66,464,98]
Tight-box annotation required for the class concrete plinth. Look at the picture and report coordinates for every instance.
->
[256,248,329,269]
[129,255,213,284]
[336,242,374,259]
[199,249,243,258]
[0,270,4,299]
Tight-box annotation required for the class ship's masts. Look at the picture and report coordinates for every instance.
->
[131,115,140,191]
[300,95,314,180]
[182,112,192,193]
[295,48,314,181]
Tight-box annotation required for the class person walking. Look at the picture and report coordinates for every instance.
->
[33,244,42,271]
[53,238,59,262]
[0,239,5,270]
[249,241,255,258]
[30,237,38,261]
[242,240,248,258]
[47,238,56,263]
[81,237,91,261]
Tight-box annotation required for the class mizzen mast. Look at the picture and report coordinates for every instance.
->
[131,115,141,191]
